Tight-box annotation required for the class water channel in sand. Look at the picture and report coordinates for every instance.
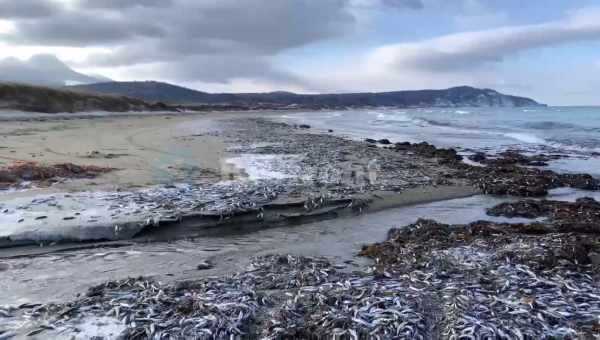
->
[2,187,599,306]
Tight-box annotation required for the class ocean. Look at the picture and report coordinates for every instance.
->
[279,106,600,176]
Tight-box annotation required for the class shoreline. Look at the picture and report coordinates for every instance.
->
[1,110,599,338]
[0,112,485,310]
[0,114,473,249]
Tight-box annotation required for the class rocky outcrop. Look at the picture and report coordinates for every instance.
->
[468,150,563,167]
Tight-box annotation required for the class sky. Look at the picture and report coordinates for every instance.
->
[0,0,599,105]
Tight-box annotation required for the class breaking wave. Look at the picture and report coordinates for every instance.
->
[504,132,548,145]
[504,132,600,154]
[523,121,577,130]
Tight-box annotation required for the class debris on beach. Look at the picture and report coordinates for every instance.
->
[469,163,600,196]
[0,161,113,189]
[360,218,600,338]
[487,196,600,232]
[83,150,128,159]
[387,141,599,197]
[3,117,600,339]
[220,118,459,192]
[8,223,600,340]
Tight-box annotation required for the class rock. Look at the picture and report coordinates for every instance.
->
[590,252,600,266]
[116,329,134,340]
[174,280,203,292]
[328,129,333,133]
[377,139,391,145]
[365,138,377,144]
[298,124,311,129]
[467,150,562,167]
[176,296,195,314]
[85,285,104,298]
[197,261,213,270]
[468,152,487,162]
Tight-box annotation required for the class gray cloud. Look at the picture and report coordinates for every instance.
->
[0,0,57,18]
[79,0,174,9]
[7,11,165,46]
[1,0,355,84]
[2,1,354,52]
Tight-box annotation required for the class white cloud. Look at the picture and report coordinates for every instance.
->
[289,6,600,105]
[0,20,14,34]
[369,7,600,73]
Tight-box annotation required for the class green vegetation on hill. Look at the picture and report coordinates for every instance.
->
[0,82,167,113]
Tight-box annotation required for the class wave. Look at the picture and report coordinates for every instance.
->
[504,132,600,154]
[523,121,576,130]
[418,118,453,127]
[374,112,412,122]
[545,140,600,154]
[504,132,548,145]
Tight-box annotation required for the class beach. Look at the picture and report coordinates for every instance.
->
[1,109,599,338]
[0,111,476,290]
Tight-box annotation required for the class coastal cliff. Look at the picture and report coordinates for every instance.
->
[69,82,543,109]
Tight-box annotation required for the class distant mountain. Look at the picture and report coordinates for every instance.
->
[69,81,226,104]
[68,81,543,108]
[0,55,109,87]
[0,83,170,113]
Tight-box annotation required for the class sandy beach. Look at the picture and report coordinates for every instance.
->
[0,113,227,193]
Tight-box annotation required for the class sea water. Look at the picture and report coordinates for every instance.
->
[278,106,600,176]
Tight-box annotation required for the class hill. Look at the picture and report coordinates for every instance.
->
[0,83,169,113]
[0,55,109,87]
[68,81,543,108]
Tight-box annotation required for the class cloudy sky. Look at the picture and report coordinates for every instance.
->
[1,0,600,105]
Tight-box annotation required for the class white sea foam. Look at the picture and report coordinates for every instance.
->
[503,132,548,144]
[375,112,412,122]
[503,132,600,154]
